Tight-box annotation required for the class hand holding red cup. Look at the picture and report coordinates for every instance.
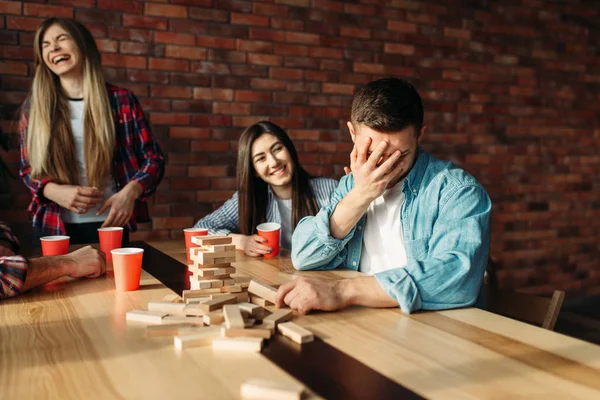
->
[256,223,281,258]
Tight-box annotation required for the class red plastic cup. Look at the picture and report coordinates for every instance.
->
[111,248,144,292]
[40,235,70,256]
[98,227,123,261]
[256,222,281,258]
[184,227,208,264]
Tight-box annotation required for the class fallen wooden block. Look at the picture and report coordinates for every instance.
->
[161,294,183,303]
[183,288,223,300]
[212,291,249,302]
[223,305,245,329]
[206,244,236,252]
[183,304,205,317]
[278,322,314,344]
[236,291,250,303]
[174,327,221,350]
[185,296,211,304]
[160,315,204,326]
[237,302,262,317]
[145,323,196,337]
[212,337,263,352]
[240,379,304,400]
[221,326,272,339]
[262,309,293,329]
[244,318,256,328]
[191,235,232,246]
[126,309,167,324]
[203,310,225,326]
[199,295,237,313]
[249,294,274,307]
[234,276,252,284]
[147,301,187,315]
[248,280,278,304]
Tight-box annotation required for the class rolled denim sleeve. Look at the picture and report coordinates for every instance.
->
[194,192,240,236]
[292,175,358,270]
[374,184,491,314]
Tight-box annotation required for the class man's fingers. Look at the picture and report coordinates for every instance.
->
[356,136,371,164]
[374,149,402,178]
[275,280,298,307]
[365,140,389,170]
[344,166,351,175]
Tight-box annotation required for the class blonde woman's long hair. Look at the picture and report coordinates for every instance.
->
[25,18,114,188]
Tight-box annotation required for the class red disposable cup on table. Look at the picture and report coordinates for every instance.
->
[183,227,208,264]
[256,222,281,258]
[98,227,123,261]
[111,248,144,292]
[40,235,70,256]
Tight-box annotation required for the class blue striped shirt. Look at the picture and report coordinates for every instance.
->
[194,178,338,240]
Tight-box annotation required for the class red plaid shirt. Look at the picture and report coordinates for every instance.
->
[19,84,165,236]
[0,221,26,299]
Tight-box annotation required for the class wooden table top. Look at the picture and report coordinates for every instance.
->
[2,239,600,399]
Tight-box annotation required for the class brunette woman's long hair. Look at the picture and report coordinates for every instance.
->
[24,18,114,188]
[237,121,319,235]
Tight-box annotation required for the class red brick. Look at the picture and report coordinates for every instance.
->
[285,32,320,45]
[234,90,272,103]
[189,7,228,22]
[155,32,195,46]
[248,53,282,66]
[75,9,119,26]
[271,18,304,31]
[144,3,187,18]
[170,127,210,139]
[169,20,208,35]
[191,115,232,127]
[344,3,376,15]
[444,27,472,40]
[232,116,267,127]
[0,91,27,104]
[323,83,355,95]
[387,20,417,33]
[6,17,44,32]
[102,53,146,69]
[190,140,230,153]
[165,45,207,60]
[94,39,117,53]
[169,178,211,191]
[313,0,343,12]
[306,70,338,82]
[309,46,343,59]
[274,92,308,104]
[49,0,95,6]
[231,12,269,27]
[213,102,251,115]
[253,2,288,16]
[250,78,287,90]
[123,15,168,30]
[340,26,371,39]
[24,3,73,18]
[148,58,189,71]
[250,28,286,42]
[151,85,191,99]
[153,217,194,230]
[0,1,21,14]
[196,35,236,49]
[354,62,385,74]
[274,43,309,56]
[237,39,272,53]
[384,43,415,55]
[0,61,28,76]
[139,98,170,112]
[150,113,190,125]
[196,191,236,203]
[191,61,231,75]
[188,166,228,177]
[270,67,304,80]
[193,88,234,101]
[210,177,236,189]
[275,0,309,6]
[97,0,143,14]
[109,27,152,43]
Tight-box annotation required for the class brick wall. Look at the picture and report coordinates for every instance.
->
[1,0,599,298]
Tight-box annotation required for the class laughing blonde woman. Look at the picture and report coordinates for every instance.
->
[20,18,164,244]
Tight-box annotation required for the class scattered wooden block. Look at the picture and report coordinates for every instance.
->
[249,294,274,307]
[182,305,205,317]
[248,280,278,304]
[183,288,223,300]
[174,327,221,349]
[240,379,304,400]
[223,305,245,329]
[278,322,314,344]
[237,302,262,317]
[190,280,212,290]
[191,235,232,246]
[221,326,272,339]
[206,244,236,252]
[203,310,225,326]
[126,310,167,324]
[147,301,187,315]
[212,337,263,352]
[199,295,237,313]
[161,294,183,303]
[234,276,252,284]
[221,284,243,293]
[262,309,293,329]
[235,291,250,303]
[161,316,204,326]
[185,296,211,304]
[145,323,195,337]
[244,318,256,328]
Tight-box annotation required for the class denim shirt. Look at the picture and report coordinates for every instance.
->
[291,148,492,314]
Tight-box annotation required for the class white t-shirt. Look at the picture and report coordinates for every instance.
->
[359,179,408,275]
[62,99,115,223]
[275,197,293,250]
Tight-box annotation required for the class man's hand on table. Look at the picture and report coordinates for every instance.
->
[64,246,107,278]
[275,277,350,315]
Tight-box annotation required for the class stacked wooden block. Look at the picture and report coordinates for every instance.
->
[188,235,237,291]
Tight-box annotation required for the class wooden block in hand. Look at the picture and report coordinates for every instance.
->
[248,280,278,304]
[223,305,245,329]
[126,309,167,324]
[174,327,220,350]
[262,309,292,329]
[199,295,237,313]
[191,235,232,246]
[147,301,187,315]
[203,310,224,326]
[221,326,272,339]
[240,379,304,400]
[212,337,263,352]
[206,244,236,253]
[277,322,314,344]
